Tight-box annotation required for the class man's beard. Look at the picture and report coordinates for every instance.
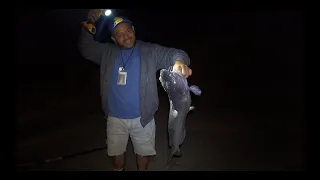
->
[117,40,136,50]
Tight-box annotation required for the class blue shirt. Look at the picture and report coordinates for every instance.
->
[107,45,141,119]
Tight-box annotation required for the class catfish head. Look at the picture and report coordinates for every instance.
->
[159,68,202,111]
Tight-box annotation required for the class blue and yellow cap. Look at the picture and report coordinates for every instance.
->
[108,16,132,33]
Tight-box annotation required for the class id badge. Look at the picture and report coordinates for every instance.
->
[117,71,127,85]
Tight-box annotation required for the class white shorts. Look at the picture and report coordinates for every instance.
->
[106,116,156,156]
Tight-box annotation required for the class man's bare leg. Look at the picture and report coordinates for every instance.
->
[112,154,125,171]
[136,154,149,171]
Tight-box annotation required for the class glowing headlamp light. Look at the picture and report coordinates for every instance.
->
[104,9,112,16]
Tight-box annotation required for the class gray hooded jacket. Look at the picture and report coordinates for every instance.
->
[78,27,190,127]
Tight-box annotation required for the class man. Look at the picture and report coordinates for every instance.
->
[78,9,192,171]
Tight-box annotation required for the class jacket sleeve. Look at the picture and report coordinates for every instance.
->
[77,22,114,66]
[149,43,191,70]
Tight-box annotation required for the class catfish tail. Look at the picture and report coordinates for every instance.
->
[167,146,181,165]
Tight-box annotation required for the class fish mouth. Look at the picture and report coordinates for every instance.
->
[160,69,190,96]
[160,69,175,83]
[160,71,175,91]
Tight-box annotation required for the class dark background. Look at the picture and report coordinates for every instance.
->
[15,8,305,170]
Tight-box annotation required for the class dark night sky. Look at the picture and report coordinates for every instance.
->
[15,8,304,115]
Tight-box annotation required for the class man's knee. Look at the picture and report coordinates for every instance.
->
[134,144,156,156]
[131,119,156,156]
[106,117,129,156]
[107,133,129,156]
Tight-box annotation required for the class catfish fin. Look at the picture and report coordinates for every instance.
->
[189,85,202,96]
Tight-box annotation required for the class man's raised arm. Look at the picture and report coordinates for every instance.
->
[77,9,115,66]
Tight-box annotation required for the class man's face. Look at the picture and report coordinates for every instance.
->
[111,23,136,49]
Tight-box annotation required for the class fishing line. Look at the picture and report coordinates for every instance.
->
[15,146,107,168]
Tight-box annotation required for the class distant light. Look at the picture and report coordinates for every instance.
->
[105,9,112,16]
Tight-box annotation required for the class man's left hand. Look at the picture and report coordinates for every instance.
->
[173,60,192,78]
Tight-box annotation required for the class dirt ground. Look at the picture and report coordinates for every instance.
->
[14,65,305,171]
